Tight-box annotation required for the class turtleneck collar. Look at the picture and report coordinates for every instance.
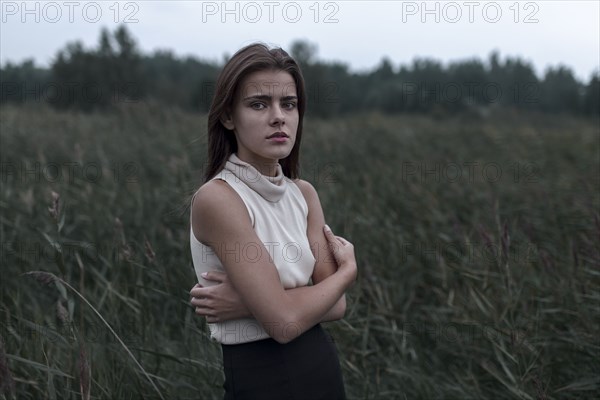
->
[224,153,287,202]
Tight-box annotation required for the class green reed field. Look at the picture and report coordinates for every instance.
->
[1,102,598,399]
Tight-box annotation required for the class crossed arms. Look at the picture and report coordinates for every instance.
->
[190,178,357,344]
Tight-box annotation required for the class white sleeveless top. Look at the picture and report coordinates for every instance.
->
[190,153,316,344]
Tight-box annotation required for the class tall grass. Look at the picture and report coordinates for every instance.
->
[1,102,598,399]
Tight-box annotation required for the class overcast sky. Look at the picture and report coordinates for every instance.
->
[1,1,598,82]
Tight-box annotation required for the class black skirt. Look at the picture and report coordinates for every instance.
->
[220,323,347,400]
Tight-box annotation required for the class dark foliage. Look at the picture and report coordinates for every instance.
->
[1,26,598,117]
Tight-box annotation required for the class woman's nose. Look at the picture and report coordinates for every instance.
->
[270,105,285,125]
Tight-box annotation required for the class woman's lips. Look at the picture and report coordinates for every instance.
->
[267,136,289,143]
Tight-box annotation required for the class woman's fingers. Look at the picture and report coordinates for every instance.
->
[191,270,227,297]
[190,281,221,323]
[190,285,212,302]
[200,270,227,283]
[322,224,356,268]
[190,285,205,297]
[190,296,205,307]
[194,306,216,318]
[324,225,349,246]
[323,224,335,239]
[335,235,348,245]
[323,225,342,246]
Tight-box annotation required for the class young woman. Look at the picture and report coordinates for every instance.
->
[188,42,357,399]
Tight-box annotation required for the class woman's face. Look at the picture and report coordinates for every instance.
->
[221,69,299,176]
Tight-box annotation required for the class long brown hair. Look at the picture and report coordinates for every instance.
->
[203,42,307,183]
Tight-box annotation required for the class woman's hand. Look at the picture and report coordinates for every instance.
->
[323,224,357,286]
[189,271,252,323]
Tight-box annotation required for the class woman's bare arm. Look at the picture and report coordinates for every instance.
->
[192,179,356,344]
[295,178,347,320]
[191,178,349,323]
[191,273,345,322]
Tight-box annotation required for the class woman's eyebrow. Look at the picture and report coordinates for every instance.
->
[242,94,298,101]
[243,94,271,101]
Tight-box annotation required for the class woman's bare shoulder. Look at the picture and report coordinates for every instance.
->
[194,178,233,200]
[191,179,249,243]
[292,178,313,191]
[292,178,318,203]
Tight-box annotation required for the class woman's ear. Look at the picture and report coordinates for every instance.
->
[220,111,235,130]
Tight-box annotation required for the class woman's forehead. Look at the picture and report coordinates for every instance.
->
[239,70,297,97]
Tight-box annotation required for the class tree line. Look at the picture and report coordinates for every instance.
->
[1,25,598,117]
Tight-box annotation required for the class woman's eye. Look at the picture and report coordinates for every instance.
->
[251,103,266,110]
[283,102,297,109]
